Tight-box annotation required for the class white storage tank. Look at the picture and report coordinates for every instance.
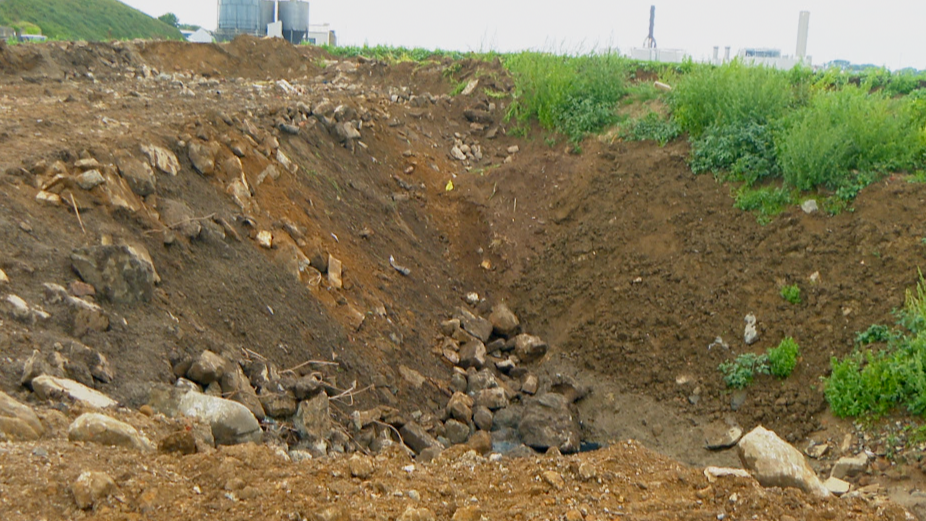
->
[278,0,310,44]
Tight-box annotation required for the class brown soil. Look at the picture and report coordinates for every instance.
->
[0,35,924,519]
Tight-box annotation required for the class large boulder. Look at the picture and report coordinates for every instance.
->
[453,307,493,342]
[70,245,159,304]
[518,393,581,454]
[177,391,261,446]
[31,375,118,409]
[0,391,45,441]
[68,413,153,451]
[489,303,521,338]
[736,425,829,498]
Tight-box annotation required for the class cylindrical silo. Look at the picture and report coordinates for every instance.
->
[259,1,276,32]
[217,0,262,40]
[278,0,310,44]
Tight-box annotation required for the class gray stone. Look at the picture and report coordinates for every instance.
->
[278,122,300,135]
[259,388,297,418]
[32,375,117,409]
[450,146,466,161]
[831,453,869,480]
[115,151,156,196]
[399,421,441,455]
[21,350,57,386]
[521,374,539,395]
[220,364,265,420]
[0,390,45,440]
[731,389,748,411]
[801,199,819,214]
[4,294,48,323]
[493,406,523,431]
[447,392,474,423]
[458,340,486,369]
[177,391,261,446]
[68,413,152,451]
[445,419,470,445]
[473,406,493,431]
[475,388,509,410]
[466,368,498,394]
[188,142,216,175]
[744,314,758,345]
[294,393,330,442]
[186,350,228,386]
[70,245,159,304]
[158,198,202,239]
[513,334,548,363]
[736,425,829,498]
[141,144,180,175]
[72,471,118,510]
[489,303,520,337]
[518,395,581,454]
[332,121,361,142]
[453,307,493,342]
[76,170,106,190]
[450,372,468,394]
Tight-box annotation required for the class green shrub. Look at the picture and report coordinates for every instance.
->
[689,121,780,184]
[776,86,924,191]
[780,284,801,304]
[733,186,793,224]
[619,112,680,146]
[856,324,893,345]
[768,337,800,378]
[719,353,770,389]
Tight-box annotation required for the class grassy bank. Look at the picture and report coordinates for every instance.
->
[0,0,182,41]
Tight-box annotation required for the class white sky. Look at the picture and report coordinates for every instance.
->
[120,1,926,70]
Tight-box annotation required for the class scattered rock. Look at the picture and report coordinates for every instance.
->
[450,146,466,161]
[705,425,743,450]
[467,430,492,455]
[736,425,829,497]
[453,307,493,342]
[256,230,274,249]
[831,453,869,480]
[513,334,548,363]
[115,151,156,196]
[445,419,470,445]
[507,145,520,154]
[75,170,106,190]
[4,294,49,323]
[332,121,361,142]
[473,406,493,431]
[489,303,520,337]
[519,394,581,454]
[400,421,441,455]
[70,244,159,304]
[0,268,8,285]
[0,391,44,440]
[159,198,202,239]
[398,506,435,521]
[451,506,481,521]
[348,454,375,479]
[186,350,228,385]
[259,388,297,418]
[521,374,539,395]
[177,391,262,446]
[158,429,197,455]
[220,364,265,420]
[398,365,426,389]
[801,199,819,214]
[458,340,486,369]
[459,79,479,96]
[294,392,331,442]
[542,470,565,490]
[475,388,509,410]
[704,466,753,483]
[72,471,118,510]
[824,476,850,496]
[32,375,118,409]
[328,255,343,289]
[744,314,758,345]
[447,392,474,423]
[188,142,216,175]
[68,413,152,451]
[141,144,180,175]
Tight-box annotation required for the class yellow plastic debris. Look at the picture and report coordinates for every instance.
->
[445,180,454,191]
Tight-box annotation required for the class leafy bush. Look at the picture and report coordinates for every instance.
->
[780,284,801,304]
[768,337,800,378]
[619,112,680,146]
[776,86,924,191]
[689,121,780,184]
[719,353,770,389]
[825,273,926,417]
[856,324,893,345]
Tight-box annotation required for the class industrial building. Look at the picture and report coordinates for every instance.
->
[215,0,310,44]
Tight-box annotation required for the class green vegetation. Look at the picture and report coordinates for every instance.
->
[780,284,802,304]
[157,13,179,28]
[825,272,926,417]
[320,44,469,62]
[617,111,680,146]
[0,0,182,41]
[504,51,630,143]
[768,337,800,378]
[732,186,794,224]
[719,353,770,389]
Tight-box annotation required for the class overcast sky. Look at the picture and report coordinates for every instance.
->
[121,1,925,70]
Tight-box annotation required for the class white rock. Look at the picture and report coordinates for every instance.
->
[31,375,118,409]
[177,391,261,446]
[831,453,869,480]
[68,413,153,451]
[35,190,62,205]
[450,146,467,161]
[76,170,106,190]
[507,145,520,154]
[824,476,850,496]
[141,145,180,176]
[72,471,118,510]
[0,390,45,440]
[256,231,273,249]
[460,78,479,96]
[801,199,819,214]
[737,425,829,498]
[704,466,753,483]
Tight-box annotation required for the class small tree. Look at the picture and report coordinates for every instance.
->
[158,13,179,28]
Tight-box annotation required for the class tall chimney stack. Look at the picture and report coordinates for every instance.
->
[796,11,810,59]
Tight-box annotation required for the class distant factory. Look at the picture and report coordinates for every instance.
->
[216,0,321,45]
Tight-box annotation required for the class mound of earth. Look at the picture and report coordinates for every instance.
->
[0,36,924,519]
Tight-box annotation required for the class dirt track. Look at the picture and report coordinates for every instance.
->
[1,36,925,519]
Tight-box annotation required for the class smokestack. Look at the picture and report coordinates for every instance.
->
[713,46,719,63]
[643,5,656,49]
[796,11,810,59]
[724,46,731,62]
